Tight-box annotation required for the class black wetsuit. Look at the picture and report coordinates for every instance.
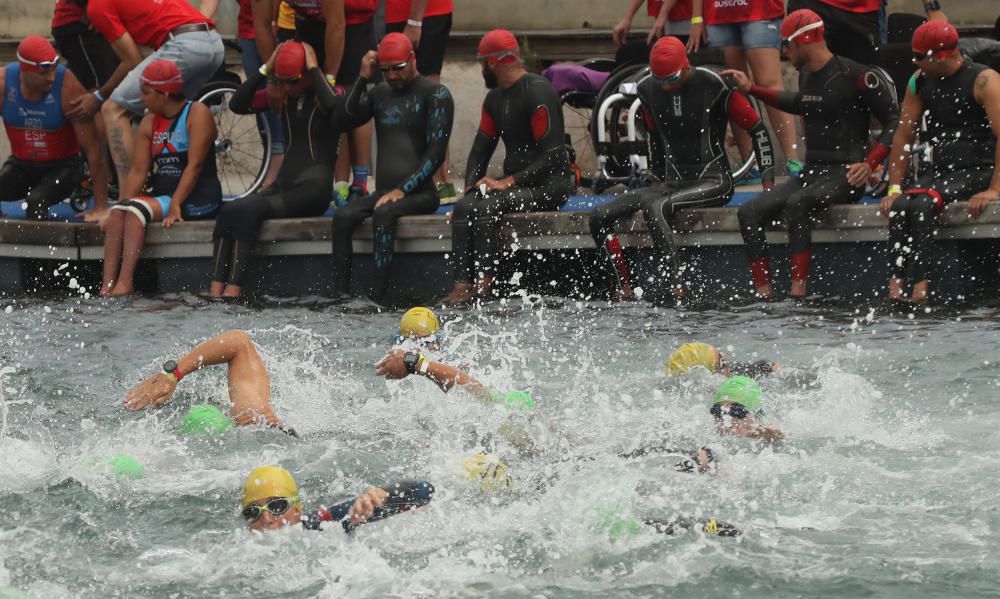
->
[727,359,775,380]
[300,480,435,531]
[451,72,573,283]
[213,68,343,287]
[331,75,454,298]
[889,60,996,283]
[588,67,775,293]
[739,55,899,288]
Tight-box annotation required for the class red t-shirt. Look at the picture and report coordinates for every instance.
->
[703,0,784,25]
[87,0,215,49]
[816,0,881,13]
[385,0,453,23]
[285,0,378,25]
[648,0,693,21]
[236,0,254,39]
[51,0,84,29]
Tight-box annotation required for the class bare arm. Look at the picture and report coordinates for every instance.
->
[719,416,784,442]
[375,349,486,397]
[162,102,217,225]
[63,72,111,209]
[321,0,346,80]
[252,0,278,70]
[648,0,678,45]
[118,115,154,199]
[198,0,221,18]
[612,0,645,47]
[969,68,1000,218]
[65,32,144,119]
[880,80,923,216]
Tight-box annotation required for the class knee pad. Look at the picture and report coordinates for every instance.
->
[110,199,153,227]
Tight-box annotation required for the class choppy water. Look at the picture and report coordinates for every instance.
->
[1,294,999,598]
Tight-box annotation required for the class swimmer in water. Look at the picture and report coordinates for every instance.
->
[240,465,434,532]
[712,376,784,442]
[123,329,296,436]
[392,306,445,352]
[666,342,780,379]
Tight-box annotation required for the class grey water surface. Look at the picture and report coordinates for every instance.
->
[1,293,998,598]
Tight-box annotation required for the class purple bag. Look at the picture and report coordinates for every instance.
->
[542,64,611,96]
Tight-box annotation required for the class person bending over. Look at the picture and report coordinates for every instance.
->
[331,33,454,300]
[240,465,434,532]
[665,341,779,379]
[0,36,110,221]
[123,329,296,435]
[443,29,574,304]
[207,41,345,298]
[726,9,899,300]
[589,36,775,301]
[711,376,784,442]
[880,20,1000,303]
[101,60,221,297]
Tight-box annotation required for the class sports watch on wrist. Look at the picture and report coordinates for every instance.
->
[403,351,423,375]
[162,360,184,383]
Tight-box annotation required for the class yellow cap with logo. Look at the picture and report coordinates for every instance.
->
[665,342,718,376]
[399,307,441,338]
[241,465,299,508]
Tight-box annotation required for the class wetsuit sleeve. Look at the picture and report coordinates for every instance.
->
[304,481,435,532]
[728,360,774,379]
[857,67,900,168]
[464,102,501,189]
[748,84,804,115]
[397,85,455,194]
[310,67,343,115]
[341,74,375,129]
[508,81,568,187]
[727,90,775,186]
[229,70,267,115]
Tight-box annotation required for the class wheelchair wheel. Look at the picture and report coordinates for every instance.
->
[197,81,271,200]
[561,91,598,188]
[590,63,647,181]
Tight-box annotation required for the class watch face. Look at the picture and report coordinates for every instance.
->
[162,360,178,373]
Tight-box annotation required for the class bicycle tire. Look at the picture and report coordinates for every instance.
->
[196,80,271,200]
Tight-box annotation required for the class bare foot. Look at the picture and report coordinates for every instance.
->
[789,279,807,298]
[754,284,773,300]
[612,286,635,302]
[474,276,494,299]
[108,282,133,297]
[222,284,242,298]
[909,280,929,303]
[888,277,905,300]
[81,207,111,223]
[443,282,476,304]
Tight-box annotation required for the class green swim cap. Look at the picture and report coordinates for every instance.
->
[713,376,763,413]
[589,500,641,540]
[181,405,234,436]
[489,390,536,411]
[107,454,144,480]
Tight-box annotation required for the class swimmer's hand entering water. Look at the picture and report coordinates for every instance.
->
[376,349,486,396]
[347,487,390,526]
[124,372,177,410]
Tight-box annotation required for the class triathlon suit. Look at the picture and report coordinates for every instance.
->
[727,359,775,379]
[588,67,775,294]
[739,55,899,289]
[888,60,996,284]
[332,75,454,298]
[147,101,222,219]
[384,0,454,77]
[51,0,120,91]
[213,68,343,287]
[285,0,378,85]
[0,63,83,220]
[786,0,882,66]
[300,480,435,531]
[451,72,573,284]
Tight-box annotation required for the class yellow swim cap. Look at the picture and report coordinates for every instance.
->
[665,342,719,376]
[399,307,441,338]
[241,466,299,508]
[461,453,511,492]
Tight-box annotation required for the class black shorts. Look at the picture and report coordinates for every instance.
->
[384,12,452,77]
[294,16,378,85]
[51,21,120,90]
[787,0,879,66]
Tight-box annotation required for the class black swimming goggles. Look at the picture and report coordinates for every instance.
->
[711,403,760,421]
[242,496,297,522]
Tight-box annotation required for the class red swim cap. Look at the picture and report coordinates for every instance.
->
[378,32,414,64]
[140,60,184,94]
[649,36,689,79]
[275,41,307,79]
[17,35,59,73]
[478,29,520,67]
[912,20,959,57]
[781,9,825,45]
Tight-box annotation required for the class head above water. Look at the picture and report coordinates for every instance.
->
[395,306,443,347]
[181,405,233,436]
[461,453,511,492]
[241,465,303,530]
[713,376,763,415]
[665,342,720,376]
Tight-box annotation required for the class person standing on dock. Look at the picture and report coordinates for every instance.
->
[443,29,574,304]
[880,20,1000,303]
[330,33,454,301]
[727,9,900,300]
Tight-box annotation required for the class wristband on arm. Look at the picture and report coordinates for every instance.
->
[161,360,185,383]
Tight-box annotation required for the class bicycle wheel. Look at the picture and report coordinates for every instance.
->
[197,81,271,200]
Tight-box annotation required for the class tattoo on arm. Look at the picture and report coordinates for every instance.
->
[976,74,989,91]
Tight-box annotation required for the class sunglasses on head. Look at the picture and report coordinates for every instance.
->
[241,496,297,522]
[379,61,408,72]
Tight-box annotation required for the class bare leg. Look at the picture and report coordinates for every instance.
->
[745,48,800,164]
[110,198,163,296]
[102,100,135,185]
[888,277,905,300]
[101,209,126,296]
[755,282,774,299]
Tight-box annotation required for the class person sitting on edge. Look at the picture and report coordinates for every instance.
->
[665,341,779,379]
[443,29,574,304]
[101,60,222,297]
[0,36,110,221]
[589,36,775,301]
[880,20,1000,303]
[711,376,784,442]
[725,9,900,300]
[240,465,434,532]
[206,41,344,299]
[331,33,454,301]
[123,329,297,436]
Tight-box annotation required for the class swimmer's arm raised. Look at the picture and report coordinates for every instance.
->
[304,481,435,531]
[375,349,487,397]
